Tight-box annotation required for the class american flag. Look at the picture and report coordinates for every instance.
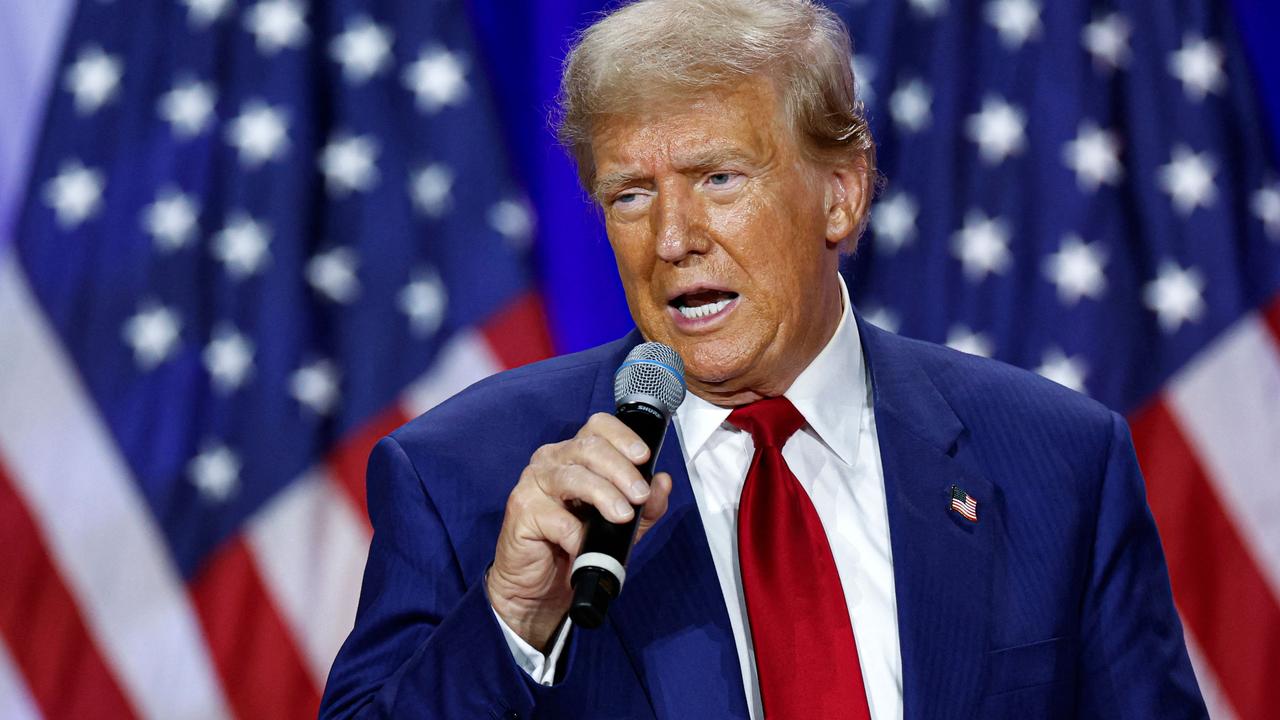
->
[0,1,550,718]
[1,1,1278,719]
[839,0,1280,717]
[949,485,978,523]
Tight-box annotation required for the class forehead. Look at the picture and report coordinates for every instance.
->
[589,78,791,173]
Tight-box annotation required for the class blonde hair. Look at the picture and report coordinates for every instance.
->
[556,0,876,194]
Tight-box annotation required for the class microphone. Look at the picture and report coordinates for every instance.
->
[569,342,686,629]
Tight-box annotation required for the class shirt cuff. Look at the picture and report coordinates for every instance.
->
[492,608,573,685]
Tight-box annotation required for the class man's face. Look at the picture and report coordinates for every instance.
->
[591,79,864,404]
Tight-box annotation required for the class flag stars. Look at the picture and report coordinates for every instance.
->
[862,306,901,334]
[871,192,919,253]
[123,303,182,369]
[1083,13,1131,70]
[399,270,448,337]
[488,199,535,247]
[307,247,361,304]
[226,100,290,167]
[908,0,947,19]
[1042,235,1107,305]
[966,96,1026,165]
[1062,122,1123,192]
[290,360,340,415]
[1036,349,1088,394]
[43,160,105,228]
[64,46,123,115]
[1252,182,1280,239]
[188,444,241,502]
[851,54,877,106]
[320,134,380,196]
[403,47,469,113]
[952,210,1012,281]
[159,80,216,138]
[984,0,1041,50]
[142,188,200,252]
[889,78,932,134]
[946,326,995,358]
[1144,261,1206,333]
[203,325,254,393]
[330,17,393,84]
[1158,145,1217,216]
[213,214,272,279]
[1169,35,1226,102]
[181,0,232,27]
[410,163,455,217]
[244,0,309,55]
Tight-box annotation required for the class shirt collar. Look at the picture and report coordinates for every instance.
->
[673,276,867,467]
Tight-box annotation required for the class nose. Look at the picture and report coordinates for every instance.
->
[652,183,709,264]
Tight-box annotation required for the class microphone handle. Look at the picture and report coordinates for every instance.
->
[568,402,669,628]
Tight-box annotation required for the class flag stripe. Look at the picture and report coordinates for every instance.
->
[1183,630,1240,720]
[0,457,136,720]
[0,636,43,720]
[0,258,233,720]
[479,292,556,371]
[1167,312,1280,601]
[403,330,506,418]
[190,538,322,720]
[1130,400,1280,719]
[245,471,371,686]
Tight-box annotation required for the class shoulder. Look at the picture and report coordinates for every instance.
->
[865,323,1120,475]
[385,334,631,467]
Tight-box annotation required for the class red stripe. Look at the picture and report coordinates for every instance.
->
[1130,399,1280,718]
[190,537,321,720]
[326,406,409,524]
[0,457,138,720]
[480,291,555,370]
[1263,293,1280,348]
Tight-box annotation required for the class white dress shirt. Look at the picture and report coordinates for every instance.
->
[498,279,903,719]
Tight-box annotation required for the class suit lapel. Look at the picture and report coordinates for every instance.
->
[590,332,750,720]
[860,319,995,720]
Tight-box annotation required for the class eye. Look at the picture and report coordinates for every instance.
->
[708,172,734,186]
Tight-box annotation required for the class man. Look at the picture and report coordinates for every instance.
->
[321,1,1206,718]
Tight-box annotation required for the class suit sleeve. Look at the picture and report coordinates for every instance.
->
[1075,412,1208,717]
[318,436,542,719]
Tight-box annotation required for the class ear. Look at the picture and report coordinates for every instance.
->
[823,157,872,249]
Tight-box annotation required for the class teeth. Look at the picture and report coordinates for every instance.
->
[677,297,733,320]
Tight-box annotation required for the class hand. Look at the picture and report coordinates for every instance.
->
[486,412,673,651]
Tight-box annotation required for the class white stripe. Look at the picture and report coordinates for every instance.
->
[401,330,504,417]
[1167,314,1280,603]
[0,638,42,720]
[1183,628,1238,720]
[245,470,371,685]
[0,258,233,720]
[572,551,627,587]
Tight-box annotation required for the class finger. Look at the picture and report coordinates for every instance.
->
[524,495,589,557]
[535,463,636,523]
[564,433,651,504]
[581,412,651,465]
[633,472,672,544]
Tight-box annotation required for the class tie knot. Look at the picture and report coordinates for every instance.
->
[727,396,806,449]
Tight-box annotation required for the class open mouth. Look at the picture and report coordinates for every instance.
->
[670,289,739,321]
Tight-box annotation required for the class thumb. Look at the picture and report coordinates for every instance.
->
[633,472,672,544]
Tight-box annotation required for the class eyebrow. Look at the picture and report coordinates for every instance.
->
[593,147,756,201]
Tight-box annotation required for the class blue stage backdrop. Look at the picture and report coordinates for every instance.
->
[0,2,1276,719]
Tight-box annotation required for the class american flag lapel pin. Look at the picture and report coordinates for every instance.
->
[949,485,978,522]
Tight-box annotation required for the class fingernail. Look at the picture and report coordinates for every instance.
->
[613,499,634,520]
[629,442,647,460]
[630,480,650,501]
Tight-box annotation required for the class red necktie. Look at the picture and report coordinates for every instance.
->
[730,397,871,719]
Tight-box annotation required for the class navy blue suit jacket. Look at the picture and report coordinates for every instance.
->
[320,319,1206,719]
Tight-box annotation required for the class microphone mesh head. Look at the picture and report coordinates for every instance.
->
[613,342,686,417]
